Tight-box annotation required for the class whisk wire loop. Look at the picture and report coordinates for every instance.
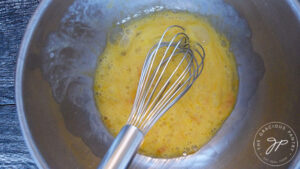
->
[136,37,187,127]
[127,25,205,134]
[130,26,187,126]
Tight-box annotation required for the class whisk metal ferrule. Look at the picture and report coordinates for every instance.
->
[98,125,144,169]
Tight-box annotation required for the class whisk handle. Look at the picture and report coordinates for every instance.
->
[98,125,144,169]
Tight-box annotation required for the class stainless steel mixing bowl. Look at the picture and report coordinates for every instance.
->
[16,0,300,168]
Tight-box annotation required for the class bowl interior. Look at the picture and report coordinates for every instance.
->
[18,0,300,168]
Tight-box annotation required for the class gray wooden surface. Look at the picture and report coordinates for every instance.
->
[0,0,39,168]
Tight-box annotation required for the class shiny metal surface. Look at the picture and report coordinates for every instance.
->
[98,125,144,169]
[16,0,300,168]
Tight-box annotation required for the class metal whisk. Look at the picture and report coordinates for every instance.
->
[98,25,205,169]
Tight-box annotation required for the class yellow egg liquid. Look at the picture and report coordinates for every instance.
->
[94,11,238,158]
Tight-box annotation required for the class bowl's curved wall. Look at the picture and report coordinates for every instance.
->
[16,0,300,168]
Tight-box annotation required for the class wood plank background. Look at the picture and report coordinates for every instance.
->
[0,0,39,168]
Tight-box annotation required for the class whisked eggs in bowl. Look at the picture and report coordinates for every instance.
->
[94,11,238,158]
[16,0,300,168]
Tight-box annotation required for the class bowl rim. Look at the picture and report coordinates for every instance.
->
[15,0,52,168]
[15,0,300,168]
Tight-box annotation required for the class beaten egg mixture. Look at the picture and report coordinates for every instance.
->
[94,11,238,158]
